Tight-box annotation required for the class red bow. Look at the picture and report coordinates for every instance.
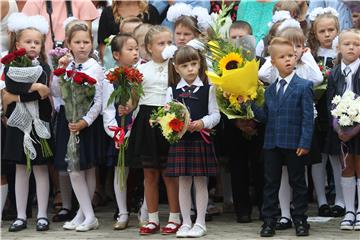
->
[108,126,125,145]
[200,129,211,144]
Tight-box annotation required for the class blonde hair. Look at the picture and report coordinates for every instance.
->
[334,28,360,65]
[277,27,305,45]
[66,21,94,59]
[9,28,47,63]
[274,0,300,19]
[133,23,152,40]
[144,25,172,56]
[268,37,294,57]
[119,16,143,33]
[112,0,148,24]
[308,13,340,57]
[168,46,208,86]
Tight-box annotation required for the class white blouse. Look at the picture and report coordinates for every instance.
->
[51,58,104,126]
[102,80,117,137]
[138,60,169,107]
[258,51,323,86]
[165,77,220,130]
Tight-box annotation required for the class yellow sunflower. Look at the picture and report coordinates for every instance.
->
[218,52,244,73]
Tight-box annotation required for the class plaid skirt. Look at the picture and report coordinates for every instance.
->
[166,139,217,177]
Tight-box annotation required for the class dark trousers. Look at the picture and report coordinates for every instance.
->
[262,147,308,223]
[227,123,264,217]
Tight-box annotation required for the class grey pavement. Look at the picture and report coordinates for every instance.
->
[1,203,360,240]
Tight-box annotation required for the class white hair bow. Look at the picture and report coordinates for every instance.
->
[8,12,49,34]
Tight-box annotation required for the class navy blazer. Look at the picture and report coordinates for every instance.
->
[253,73,314,150]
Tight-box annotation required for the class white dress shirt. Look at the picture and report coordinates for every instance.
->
[102,80,117,137]
[51,58,104,126]
[165,77,220,129]
[259,51,323,86]
[276,71,295,93]
[138,60,169,107]
[341,58,360,92]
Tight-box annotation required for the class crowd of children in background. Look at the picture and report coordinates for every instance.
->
[0,0,360,238]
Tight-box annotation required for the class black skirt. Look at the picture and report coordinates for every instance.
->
[3,123,53,166]
[323,127,341,155]
[54,106,106,171]
[126,105,169,169]
[1,122,8,175]
[348,132,360,155]
[306,129,323,165]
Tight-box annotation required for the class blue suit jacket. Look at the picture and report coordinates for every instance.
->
[253,73,314,150]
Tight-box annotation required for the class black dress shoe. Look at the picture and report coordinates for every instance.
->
[8,218,27,232]
[275,217,292,230]
[331,205,345,217]
[52,208,74,222]
[36,218,49,231]
[236,215,252,223]
[260,224,275,237]
[295,222,310,236]
[318,204,331,217]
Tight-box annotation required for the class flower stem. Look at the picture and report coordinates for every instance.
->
[117,116,126,190]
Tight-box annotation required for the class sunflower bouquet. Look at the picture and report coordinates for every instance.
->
[150,101,190,144]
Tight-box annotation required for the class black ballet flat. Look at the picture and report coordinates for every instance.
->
[36,217,50,231]
[8,218,27,232]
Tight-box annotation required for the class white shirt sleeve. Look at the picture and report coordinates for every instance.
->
[299,51,323,87]
[82,65,104,126]
[256,39,265,57]
[165,87,173,104]
[102,80,118,138]
[258,57,277,84]
[201,85,220,129]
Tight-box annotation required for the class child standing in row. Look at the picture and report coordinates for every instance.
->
[327,29,360,230]
[3,13,52,232]
[308,8,345,217]
[52,21,104,232]
[253,37,314,237]
[103,33,140,230]
[165,46,220,238]
[122,26,181,235]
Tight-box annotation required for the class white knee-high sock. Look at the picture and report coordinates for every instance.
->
[279,167,291,221]
[59,171,72,212]
[357,179,360,213]
[85,168,96,201]
[341,176,356,216]
[15,165,30,221]
[140,191,148,222]
[222,169,233,204]
[1,184,8,216]
[311,154,328,206]
[69,170,95,225]
[194,176,208,227]
[179,176,192,226]
[114,167,129,222]
[33,165,49,221]
[329,155,344,207]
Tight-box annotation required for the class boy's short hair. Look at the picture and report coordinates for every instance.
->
[119,17,143,32]
[229,20,253,35]
[268,37,294,57]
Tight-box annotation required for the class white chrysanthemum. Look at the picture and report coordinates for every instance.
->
[192,6,212,30]
[339,115,352,126]
[343,90,355,100]
[186,39,205,51]
[278,18,301,32]
[161,45,178,60]
[167,3,193,22]
[347,106,358,118]
[353,114,360,123]
[331,95,342,105]
[268,11,291,27]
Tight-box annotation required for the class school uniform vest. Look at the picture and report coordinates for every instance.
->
[172,84,210,140]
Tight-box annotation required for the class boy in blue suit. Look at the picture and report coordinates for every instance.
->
[252,37,314,237]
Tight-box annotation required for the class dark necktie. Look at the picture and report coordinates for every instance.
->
[342,66,351,93]
[179,85,198,99]
[71,62,83,71]
[277,79,287,102]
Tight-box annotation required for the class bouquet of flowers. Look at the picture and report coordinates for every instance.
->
[150,101,190,144]
[205,6,264,120]
[53,67,97,171]
[1,48,52,170]
[314,61,331,101]
[49,47,69,69]
[106,66,143,187]
[331,90,360,142]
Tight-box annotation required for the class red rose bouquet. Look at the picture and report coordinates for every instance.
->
[54,68,97,171]
[106,66,144,187]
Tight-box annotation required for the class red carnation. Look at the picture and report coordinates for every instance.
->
[1,53,16,65]
[53,68,66,76]
[169,118,184,132]
[86,75,97,85]
[14,48,27,57]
